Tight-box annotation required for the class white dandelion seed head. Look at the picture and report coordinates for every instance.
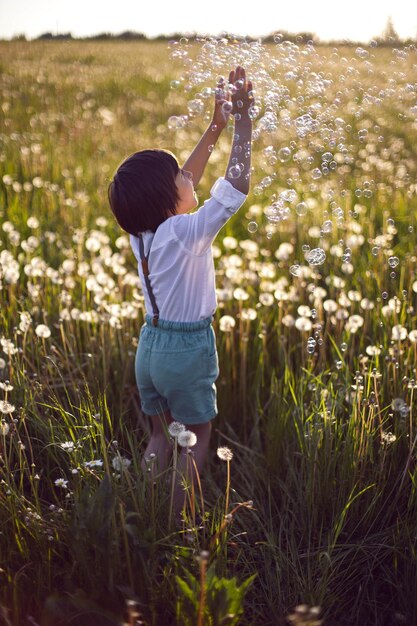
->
[295,317,313,332]
[259,292,274,306]
[35,324,51,338]
[168,421,186,438]
[241,308,257,321]
[223,236,238,250]
[381,431,397,445]
[19,311,32,332]
[233,288,250,301]
[0,382,13,392]
[111,456,132,471]
[392,325,407,341]
[366,345,381,356]
[1,421,10,435]
[177,430,197,448]
[0,400,15,415]
[217,446,234,461]
[27,216,39,229]
[282,314,295,328]
[323,299,338,313]
[219,315,236,332]
[392,397,406,411]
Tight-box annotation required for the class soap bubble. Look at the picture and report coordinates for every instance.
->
[279,189,297,203]
[248,105,261,120]
[322,152,333,162]
[265,203,291,223]
[228,165,242,179]
[311,168,322,180]
[222,101,233,114]
[170,80,181,89]
[248,221,258,233]
[289,264,301,276]
[201,87,213,98]
[355,47,369,59]
[187,99,204,115]
[307,337,316,354]
[388,256,399,268]
[296,202,308,217]
[168,116,179,130]
[278,147,291,162]
[305,248,326,266]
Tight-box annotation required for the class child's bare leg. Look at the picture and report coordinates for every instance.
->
[173,421,212,519]
[141,409,174,479]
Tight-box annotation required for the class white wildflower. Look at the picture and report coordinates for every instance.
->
[60,441,75,452]
[54,478,68,488]
[84,459,104,468]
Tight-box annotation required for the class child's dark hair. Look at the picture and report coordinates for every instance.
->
[108,149,180,235]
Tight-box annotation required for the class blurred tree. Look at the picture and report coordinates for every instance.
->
[381,17,400,43]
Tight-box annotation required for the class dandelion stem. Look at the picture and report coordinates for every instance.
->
[168,439,178,529]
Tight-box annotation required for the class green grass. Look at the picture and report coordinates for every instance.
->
[1,38,417,625]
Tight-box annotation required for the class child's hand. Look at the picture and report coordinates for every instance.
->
[210,67,254,130]
[229,66,254,121]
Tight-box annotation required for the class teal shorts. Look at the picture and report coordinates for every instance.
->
[135,314,220,425]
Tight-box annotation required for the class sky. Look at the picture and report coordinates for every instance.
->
[0,0,416,43]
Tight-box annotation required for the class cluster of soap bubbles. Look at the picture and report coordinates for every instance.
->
[165,35,416,285]
[307,336,316,354]
[305,248,326,266]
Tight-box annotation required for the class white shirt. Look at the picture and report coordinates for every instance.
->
[130,177,247,322]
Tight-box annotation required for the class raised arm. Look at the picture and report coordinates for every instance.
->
[224,66,253,195]
[182,78,231,187]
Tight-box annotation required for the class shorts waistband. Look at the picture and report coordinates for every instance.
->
[144,314,213,332]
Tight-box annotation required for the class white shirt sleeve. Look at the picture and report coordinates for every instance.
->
[171,177,247,256]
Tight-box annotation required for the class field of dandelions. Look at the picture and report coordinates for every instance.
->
[1,36,417,625]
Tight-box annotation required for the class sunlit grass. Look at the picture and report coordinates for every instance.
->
[1,38,417,625]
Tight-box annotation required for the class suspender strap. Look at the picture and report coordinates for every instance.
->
[138,233,159,327]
